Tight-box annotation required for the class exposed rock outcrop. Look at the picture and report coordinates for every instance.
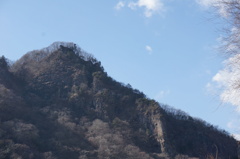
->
[0,42,238,159]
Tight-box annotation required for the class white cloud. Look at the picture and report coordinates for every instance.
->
[196,0,215,7]
[205,82,216,95]
[196,0,228,17]
[211,54,240,112]
[145,45,153,54]
[233,134,240,140]
[154,90,170,101]
[205,69,212,75]
[115,0,164,17]
[227,120,240,140]
[115,1,125,10]
[128,0,164,17]
[227,120,238,129]
[211,19,240,111]
[226,27,240,54]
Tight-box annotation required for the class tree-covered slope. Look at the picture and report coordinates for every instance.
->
[0,42,238,159]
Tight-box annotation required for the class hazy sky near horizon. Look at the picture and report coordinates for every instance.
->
[0,0,239,139]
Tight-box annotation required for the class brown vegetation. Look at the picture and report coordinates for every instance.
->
[0,44,238,159]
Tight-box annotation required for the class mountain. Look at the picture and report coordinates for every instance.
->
[0,42,238,159]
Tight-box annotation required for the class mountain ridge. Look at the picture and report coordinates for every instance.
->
[15,42,95,63]
[0,42,238,159]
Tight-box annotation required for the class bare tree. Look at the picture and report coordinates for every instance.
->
[214,0,240,56]
[209,0,240,109]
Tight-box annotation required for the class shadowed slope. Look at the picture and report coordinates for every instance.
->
[0,42,238,159]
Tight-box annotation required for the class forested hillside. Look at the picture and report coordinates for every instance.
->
[0,42,238,159]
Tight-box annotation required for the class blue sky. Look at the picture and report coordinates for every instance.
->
[1,0,239,139]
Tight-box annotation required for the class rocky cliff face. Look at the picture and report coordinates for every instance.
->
[0,42,238,159]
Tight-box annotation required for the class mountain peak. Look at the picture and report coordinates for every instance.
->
[13,42,96,66]
[0,56,8,69]
[1,43,238,159]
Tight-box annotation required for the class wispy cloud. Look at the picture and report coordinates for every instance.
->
[195,0,228,17]
[128,0,164,17]
[145,45,153,54]
[154,90,170,101]
[196,0,214,7]
[205,82,217,95]
[205,69,212,75]
[115,0,164,17]
[209,54,240,113]
[227,120,240,140]
[233,134,240,140]
[115,1,125,10]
